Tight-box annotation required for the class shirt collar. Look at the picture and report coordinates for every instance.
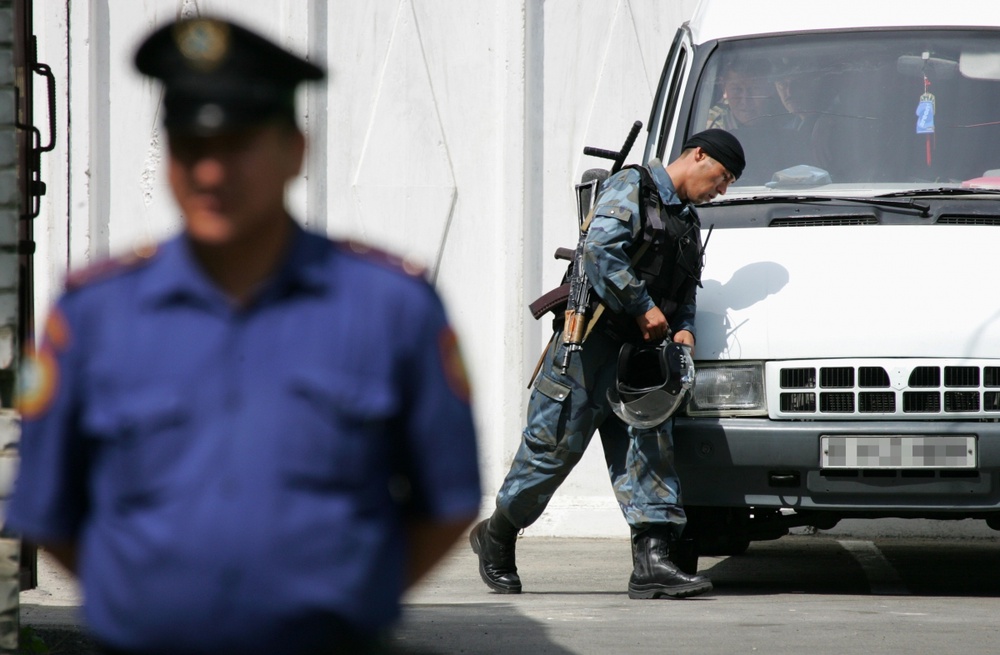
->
[138,221,331,310]
[265,222,331,298]
[647,158,683,206]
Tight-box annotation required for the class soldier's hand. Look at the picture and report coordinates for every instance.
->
[673,329,695,358]
[636,306,669,342]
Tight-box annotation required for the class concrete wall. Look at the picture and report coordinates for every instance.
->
[32,0,698,538]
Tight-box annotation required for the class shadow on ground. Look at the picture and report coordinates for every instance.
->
[15,624,101,655]
[392,602,575,654]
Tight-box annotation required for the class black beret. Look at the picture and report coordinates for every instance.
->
[683,129,746,180]
[134,17,325,134]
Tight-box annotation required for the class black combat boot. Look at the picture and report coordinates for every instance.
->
[469,513,522,593]
[628,527,713,599]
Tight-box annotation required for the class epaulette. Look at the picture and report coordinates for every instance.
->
[336,239,428,279]
[64,244,159,291]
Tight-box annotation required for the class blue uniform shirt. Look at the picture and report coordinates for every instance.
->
[8,223,481,654]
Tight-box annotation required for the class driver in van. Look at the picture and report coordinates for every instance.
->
[706,59,784,130]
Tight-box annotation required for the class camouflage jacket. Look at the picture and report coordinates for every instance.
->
[582,159,698,338]
[706,103,739,131]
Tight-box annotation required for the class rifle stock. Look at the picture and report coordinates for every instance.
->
[582,120,643,173]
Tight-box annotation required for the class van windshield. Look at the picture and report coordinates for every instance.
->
[691,30,1000,194]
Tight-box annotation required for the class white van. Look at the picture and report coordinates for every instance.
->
[643,1,1000,566]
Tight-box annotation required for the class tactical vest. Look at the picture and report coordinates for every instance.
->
[596,165,705,343]
[528,165,706,343]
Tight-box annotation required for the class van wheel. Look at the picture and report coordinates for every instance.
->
[716,536,750,556]
[681,506,752,558]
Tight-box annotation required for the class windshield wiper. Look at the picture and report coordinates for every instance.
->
[710,194,931,217]
[875,187,1000,198]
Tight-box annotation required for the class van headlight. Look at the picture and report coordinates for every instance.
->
[686,362,766,416]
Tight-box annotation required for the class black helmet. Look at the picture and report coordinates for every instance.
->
[606,340,695,428]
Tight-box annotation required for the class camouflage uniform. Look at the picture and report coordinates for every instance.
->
[706,103,739,130]
[497,160,698,536]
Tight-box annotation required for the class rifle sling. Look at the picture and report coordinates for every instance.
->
[581,238,652,341]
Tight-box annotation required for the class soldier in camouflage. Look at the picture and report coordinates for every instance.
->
[471,129,745,600]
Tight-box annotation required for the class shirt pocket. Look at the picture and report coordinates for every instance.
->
[82,388,192,507]
[283,369,399,490]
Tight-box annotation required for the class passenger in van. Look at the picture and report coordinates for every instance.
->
[706,59,785,131]
[773,69,836,132]
[711,63,844,185]
[471,129,745,601]
[773,67,845,176]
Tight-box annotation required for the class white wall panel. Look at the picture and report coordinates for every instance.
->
[33,0,697,537]
[530,0,698,536]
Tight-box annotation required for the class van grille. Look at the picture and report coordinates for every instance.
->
[770,361,1000,419]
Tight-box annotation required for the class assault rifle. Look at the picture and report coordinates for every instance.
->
[558,120,643,374]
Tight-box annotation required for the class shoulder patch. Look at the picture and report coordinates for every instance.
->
[595,205,633,222]
[17,306,73,418]
[336,239,428,279]
[64,244,159,291]
[17,346,59,420]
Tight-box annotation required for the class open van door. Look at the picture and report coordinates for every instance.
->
[644,25,694,165]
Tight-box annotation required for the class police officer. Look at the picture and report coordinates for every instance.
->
[471,129,744,600]
[8,16,480,655]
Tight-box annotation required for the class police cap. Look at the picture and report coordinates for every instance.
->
[134,17,325,134]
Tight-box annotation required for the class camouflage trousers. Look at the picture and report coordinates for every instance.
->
[496,327,686,535]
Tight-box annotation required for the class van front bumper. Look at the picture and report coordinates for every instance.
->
[672,417,1000,513]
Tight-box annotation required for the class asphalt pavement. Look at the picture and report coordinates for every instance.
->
[15,519,1000,654]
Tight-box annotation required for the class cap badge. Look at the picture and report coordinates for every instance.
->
[173,19,230,71]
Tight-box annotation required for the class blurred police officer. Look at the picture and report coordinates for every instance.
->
[8,16,480,655]
[471,129,744,600]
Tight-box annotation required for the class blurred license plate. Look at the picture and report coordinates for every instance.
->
[821,435,976,469]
